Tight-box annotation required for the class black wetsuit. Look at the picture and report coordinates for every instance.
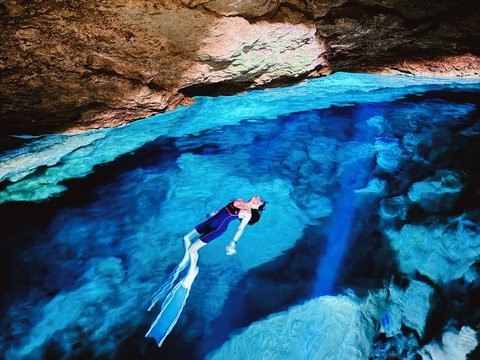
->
[195,202,241,243]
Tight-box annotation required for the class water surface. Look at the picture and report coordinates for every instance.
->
[1,73,479,359]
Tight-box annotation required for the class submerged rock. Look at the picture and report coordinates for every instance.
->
[408,170,464,213]
[379,196,409,223]
[304,194,333,222]
[380,280,434,337]
[418,326,478,360]
[5,257,129,359]
[372,332,420,360]
[374,138,404,174]
[385,216,480,284]
[207,293,379,360]
[355,178,387,197]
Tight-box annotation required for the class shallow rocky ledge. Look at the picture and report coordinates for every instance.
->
[1,0,479,134]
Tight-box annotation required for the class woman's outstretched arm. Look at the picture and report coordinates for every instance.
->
[226,213,251,255]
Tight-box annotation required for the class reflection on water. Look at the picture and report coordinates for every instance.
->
[0,73,479,359]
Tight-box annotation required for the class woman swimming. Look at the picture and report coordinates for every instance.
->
[146,196,266,347]
[183,195,266,285]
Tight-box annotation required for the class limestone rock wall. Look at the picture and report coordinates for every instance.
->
[1,0,479,133]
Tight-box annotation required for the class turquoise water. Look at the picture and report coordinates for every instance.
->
[0,73,479,359]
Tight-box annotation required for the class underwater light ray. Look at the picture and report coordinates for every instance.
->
[313,104,381,296]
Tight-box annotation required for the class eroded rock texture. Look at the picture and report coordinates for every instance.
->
[1,0,479,133]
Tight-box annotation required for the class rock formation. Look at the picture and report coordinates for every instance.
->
[1,0,479,133]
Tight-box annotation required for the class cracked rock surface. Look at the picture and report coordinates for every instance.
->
[1,0,479,133]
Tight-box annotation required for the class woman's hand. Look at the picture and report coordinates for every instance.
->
[225,241,237,255]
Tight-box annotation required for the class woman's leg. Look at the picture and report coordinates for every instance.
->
[145,237,204,345]
[184,229,199,248]
[147,229,200,311]
[184,239,207,288]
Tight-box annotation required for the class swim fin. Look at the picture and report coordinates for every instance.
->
[147,237,191,311]
[145,267,199,347]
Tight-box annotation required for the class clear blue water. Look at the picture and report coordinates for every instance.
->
[0,73,479,359]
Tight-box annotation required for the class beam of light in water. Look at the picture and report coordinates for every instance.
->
[313,158,371,296]
[313,105,380,296]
